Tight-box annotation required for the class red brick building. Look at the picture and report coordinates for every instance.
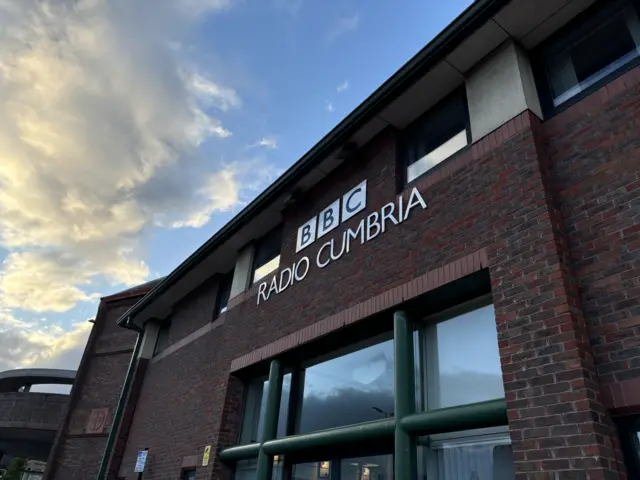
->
[45,0,640,478]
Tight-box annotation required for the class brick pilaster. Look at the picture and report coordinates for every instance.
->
[491,113,624,479]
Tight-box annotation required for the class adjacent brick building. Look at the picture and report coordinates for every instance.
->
[46,0,640,478]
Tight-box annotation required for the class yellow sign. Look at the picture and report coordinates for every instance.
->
[202,445,211,467]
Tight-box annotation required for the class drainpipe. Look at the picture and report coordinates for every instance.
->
[97,322,143,480]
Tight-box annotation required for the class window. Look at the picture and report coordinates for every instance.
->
[536,0,640,113]
[240,374,291,443]
[617,416,640,479]
[252,226,283,283]
[421,302,504,410]
[215,271,233,317]
[234,296,512,479]
[180,469,196,480]
[153,320,171,356]
[299,338,394,434]
[293,455,393,480]
[402,89,470,184]
[417,298,512,480]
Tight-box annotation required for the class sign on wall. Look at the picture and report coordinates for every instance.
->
[202,445,211,466]
[257,179,427,305]
[134,449,148,473]
[296,180,367,253]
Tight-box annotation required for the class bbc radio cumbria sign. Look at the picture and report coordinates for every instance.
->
[257,180,427,304]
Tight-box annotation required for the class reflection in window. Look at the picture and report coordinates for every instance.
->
[403,89,469,184]
[252,226,282,283]
[299,339,394,434]
[540,0,640,107]
[406,130,468,183]
[293,455,393,480]
[424,303,504,410]
[241,374,291,443]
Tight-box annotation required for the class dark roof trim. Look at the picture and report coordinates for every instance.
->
[118,0,509,329]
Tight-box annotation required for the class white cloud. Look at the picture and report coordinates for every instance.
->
[0,0,273,356]
[325,14,360,45]
[248,136,278,150]
[0,314,92,373]
[171,158,280,228]
[325,101,335,112]
[179,0,233,15]
[189,72,242,112]
[0,252,100,313]
[337,80,349,93]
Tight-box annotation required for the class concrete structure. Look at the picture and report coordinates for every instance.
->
[0,369,75,462]
[47,0,640,478]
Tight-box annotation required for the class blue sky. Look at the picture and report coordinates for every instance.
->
[0,0,473,374]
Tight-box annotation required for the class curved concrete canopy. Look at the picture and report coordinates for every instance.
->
[0,369,75,393]
[0,392,68,461]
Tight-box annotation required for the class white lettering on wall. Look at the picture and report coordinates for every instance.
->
[257,185,427,304]
[296,217,317,253]
[341,180,367,222]
[317,199,341,239]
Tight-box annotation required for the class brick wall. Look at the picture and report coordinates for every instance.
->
[545,67,640,413]
[76,71,640,479]
[44,294,149,480]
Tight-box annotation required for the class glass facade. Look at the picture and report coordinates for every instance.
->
[241,374,291,443]
[299,339,394,433]
[422,304,504,410]
[234,297,511,479]
[293,455,393,480]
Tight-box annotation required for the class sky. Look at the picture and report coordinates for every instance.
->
[0,0,474,380]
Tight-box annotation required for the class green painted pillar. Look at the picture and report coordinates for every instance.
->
[394,311,417,480]
[256,359,283,480]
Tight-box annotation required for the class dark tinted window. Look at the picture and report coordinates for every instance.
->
[537,0,640,111]
[153,320,170,356]
[215,271,233,317]
[403,89,469,183]
[180,469,196,480]
[252,226,282,283]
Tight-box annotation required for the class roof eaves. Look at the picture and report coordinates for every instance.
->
[117,0,509,330]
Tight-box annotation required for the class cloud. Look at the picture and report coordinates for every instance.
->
[171,158,280,228]
[0,313,92,373]
[336,80,349,93]
[0,252,100,313]
[248,136,278,150]
[179,0,233,15]
[188,72,242,112]
[325,101,335,113]
[0,0,276,382]
[325,14,360,45]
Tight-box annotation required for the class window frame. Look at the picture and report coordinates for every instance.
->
[533,0,640,118]
[251,225,283,284]
[153,319,171,357]
[214,270,234,319]
[616,416,640,480]
[417,294,508,442]
[400,87,471,187]
[235,293,509,477]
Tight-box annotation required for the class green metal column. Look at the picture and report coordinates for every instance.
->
[256,359,283,480]
[394,311,417,480]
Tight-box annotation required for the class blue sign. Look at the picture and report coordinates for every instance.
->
[134,450,148,473]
